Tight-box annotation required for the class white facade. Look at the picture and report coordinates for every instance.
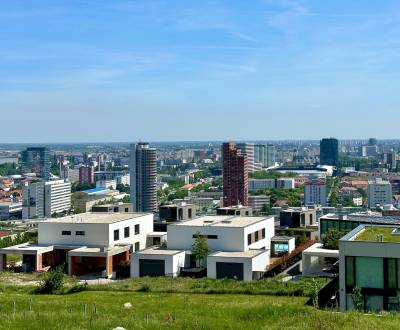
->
[38,212,153,250]
[116,174,130,185]
[167,216,275,252]
[131,248,185,277]
[304,180,327,206]
[367,178,392,208]
[44,180,71,217]
[23,180,71,219]
[207,250,270,281]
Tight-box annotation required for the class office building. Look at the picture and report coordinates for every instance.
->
[0,202,22,220]
[320,138,339,167]
[368,178,393,208]
[236,143,254,173]
[222,142,248,207]
[21,147,51,180]
[130,143,157,213]
[254,144,276,168]
[304,179,327,206]
[22,180,71,219]
[248,195,270,213]
[79,165,94,184]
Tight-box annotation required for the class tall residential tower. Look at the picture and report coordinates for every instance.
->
[130,143,157,213]
[320,138,339,167]
[222,142,248,207]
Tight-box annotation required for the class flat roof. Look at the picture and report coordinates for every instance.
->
[354,227,400,243]
[321,213,400,226]
[209,250,267,258]
[82,187,109,194]
[41,212,151,224]
[170,215,272,228]
[271,236,295,242]
[136,247,184,256]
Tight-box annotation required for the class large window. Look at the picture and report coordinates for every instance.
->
[75,231,85,236]
[135,224,140,235]
[61,231,71,236]
[345,256,355,289]
[356,257,384,289]
[114,229,120,241]
[124,227,130,238]
[135,242,140,251]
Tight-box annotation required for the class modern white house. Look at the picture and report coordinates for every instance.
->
[0,212,153,278]
[131,215,275,281]
[302,243,339,276]
[339,225,400,312]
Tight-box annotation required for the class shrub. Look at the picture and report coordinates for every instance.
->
[36,266,65,294]
[138,284,151,292]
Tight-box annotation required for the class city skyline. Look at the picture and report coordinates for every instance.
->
[2,1,400,142]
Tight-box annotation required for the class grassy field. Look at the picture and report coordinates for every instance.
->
[0,290,400,329]
[0,275,400,329]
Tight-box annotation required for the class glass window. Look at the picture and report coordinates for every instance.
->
[255,231,259,242]
[135,224,140,235]
[262,228,266,239]
[75,231,85,236]
[61,231,71,236]
[356,257,384,289]
[247,234,251,245]
[114,229,120,241]
[124,227,130,238]
[388,259,397,289]
[135,242,140,251]
[346,256,355,288]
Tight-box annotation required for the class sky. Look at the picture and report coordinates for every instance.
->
[1,0,400,142]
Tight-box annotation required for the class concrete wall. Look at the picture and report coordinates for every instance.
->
[167,218,274,252]
[38,214,153,248]
[131,251,185,278]
[207,251,269,281]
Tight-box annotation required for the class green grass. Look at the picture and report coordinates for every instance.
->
[88,276,329,297]
[1,290,400,329]
[355,227,400,243]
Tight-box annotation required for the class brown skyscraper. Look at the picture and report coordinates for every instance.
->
[222,142,248,207]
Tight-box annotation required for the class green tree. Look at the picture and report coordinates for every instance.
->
[36,265,65,294]
[322,229,346,250]
[192,233,209,268]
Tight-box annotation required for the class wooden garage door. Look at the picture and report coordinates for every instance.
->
[216,262,244,280]
[139,259,165,277]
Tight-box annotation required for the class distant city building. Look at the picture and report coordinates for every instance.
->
[91,203,132,213]
[361,145,378,157]
[280,208,316,228]
[236,143,254,173]
[21,147,51,180]
[79,165,94,184]
[222,142,248,207]
[159,202,196,222]
[0,202,22,220]
[216,205,253,216]
[320,138,339,167]
[304,179,327,206]
[367,178,393,208]
[248,195,270,213]
[96,179,117,190]
[130,143,157,213]
[254,144,276,168]
[248,178,295,191]
[22,180,71,219]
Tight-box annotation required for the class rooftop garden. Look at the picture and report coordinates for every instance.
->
[355,227,400,243]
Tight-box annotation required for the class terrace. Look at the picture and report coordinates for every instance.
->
[354,227,400,243]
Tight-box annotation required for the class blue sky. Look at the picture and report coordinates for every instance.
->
[1,0,400,142]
